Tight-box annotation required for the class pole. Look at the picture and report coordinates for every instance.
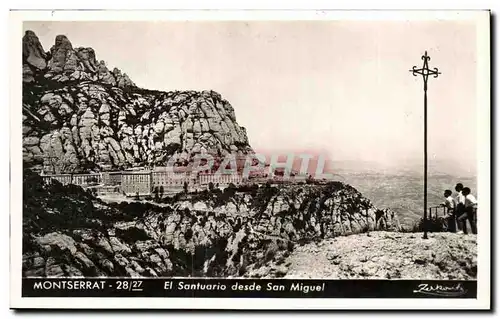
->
[423,87,428,239]
[410,51,440,240]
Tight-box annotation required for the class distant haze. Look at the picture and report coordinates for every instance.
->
[23,20,478,177]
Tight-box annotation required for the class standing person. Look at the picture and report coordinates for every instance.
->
[459,187,478,234]
[455,183,466,233]
[440,190,457,232]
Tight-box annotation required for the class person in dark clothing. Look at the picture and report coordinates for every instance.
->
[458,187,478,235]
[440,189,457,232]
[454,183,465,232]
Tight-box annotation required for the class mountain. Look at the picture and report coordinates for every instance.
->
[22,31,253,173]
[329,168,477,227]
[22,169,400,278]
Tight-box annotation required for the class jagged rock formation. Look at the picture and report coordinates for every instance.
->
[24,33,136,86]
[22,30,47,82]
[22,31,252,173]
[22,169,400,278]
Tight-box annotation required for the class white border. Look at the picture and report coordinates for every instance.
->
[9,10,491,310]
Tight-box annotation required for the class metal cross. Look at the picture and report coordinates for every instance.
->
[409,51,441,240]
[410,51,441,91]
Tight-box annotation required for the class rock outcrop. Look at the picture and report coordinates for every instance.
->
[22,30,47,82]
[22,169,401,278]
[22,31,252,173]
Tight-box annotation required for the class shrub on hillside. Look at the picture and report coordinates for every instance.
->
[411,216,448,233]
[115,226,151,244]
[23,168,108,235]
[237,183,259,193]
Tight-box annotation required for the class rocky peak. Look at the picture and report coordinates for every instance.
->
[75,47,98,72]
[112,67,135,88]
[23,30,47,70]
[22,31,137,87]
[22,30,47,82]
[48,35,75,76]
[53,34,73,51]
[97,60,116,86]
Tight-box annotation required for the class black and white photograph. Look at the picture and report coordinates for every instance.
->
[9,9,491,310]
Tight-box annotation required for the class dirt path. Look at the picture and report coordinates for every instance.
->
[284,231,477,280]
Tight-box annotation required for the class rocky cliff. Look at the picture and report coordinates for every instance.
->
[22,31,253,173]
[22,169,400,278]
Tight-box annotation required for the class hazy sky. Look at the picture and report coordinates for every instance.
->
[23,20,478,175]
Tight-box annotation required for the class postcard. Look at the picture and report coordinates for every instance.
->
[10,9,491,310]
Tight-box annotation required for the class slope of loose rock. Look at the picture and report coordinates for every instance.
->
[283,232,477,280]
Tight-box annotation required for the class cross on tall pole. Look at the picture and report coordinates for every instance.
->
[410,51,441,240]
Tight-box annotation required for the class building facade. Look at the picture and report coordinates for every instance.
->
[102,172,122,186]
[198,172,244,186]
[72,173,102,186]
[121,172,152,196]
[95,185,121,196]
[152,171,195,189]
[42,174,73,185]
[40,168,251,197]
[41,173,102,186]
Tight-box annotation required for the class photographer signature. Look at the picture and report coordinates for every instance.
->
[413,283,467,297]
